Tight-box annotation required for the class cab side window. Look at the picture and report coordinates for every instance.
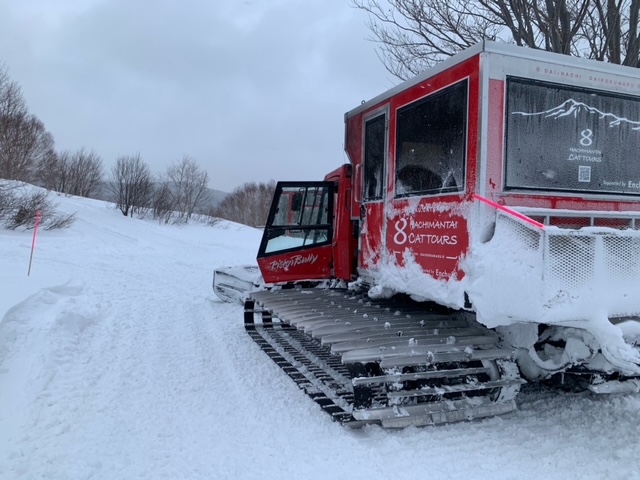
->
[395,80,467,197]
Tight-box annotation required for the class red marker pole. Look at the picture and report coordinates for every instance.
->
[473,194,545,229]
[27,210,41,276]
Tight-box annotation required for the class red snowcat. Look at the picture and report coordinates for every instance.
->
[214,41,640,428]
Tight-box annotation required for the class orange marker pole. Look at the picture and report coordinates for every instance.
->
[27,210,41,276]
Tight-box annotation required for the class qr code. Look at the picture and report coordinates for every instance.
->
[578,165,591,183]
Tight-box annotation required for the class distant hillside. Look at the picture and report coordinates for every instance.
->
[92,182,229,209]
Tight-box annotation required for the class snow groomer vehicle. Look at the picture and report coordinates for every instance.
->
[215,41,640,428]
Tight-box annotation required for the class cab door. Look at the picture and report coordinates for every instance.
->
[257,182,334,284]
[359,108,388,272]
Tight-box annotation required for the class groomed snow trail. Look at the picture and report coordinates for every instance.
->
[1,193,639,480]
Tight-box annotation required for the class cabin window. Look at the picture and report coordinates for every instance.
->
[395,80,467,197]
[363,113,386,201]
[505,77,640,195]
[262,184,333,254]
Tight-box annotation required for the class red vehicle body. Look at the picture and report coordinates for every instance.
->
[240,41,640,427]
[257,41,640,312]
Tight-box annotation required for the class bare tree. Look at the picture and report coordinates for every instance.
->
[0,112,55,182]
[214,180,276,227]
[150,179,174,224]
[0,66,24,119]
[65,148,103,197]
[352,0,638,79]
[165,156,210,222]
[109,153,154,217]
[37,148,103,198]
[0,65,55,181]
[582,0,640,66]
[37,150,67,192]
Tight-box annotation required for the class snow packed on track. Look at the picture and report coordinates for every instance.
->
[1,187,639,480]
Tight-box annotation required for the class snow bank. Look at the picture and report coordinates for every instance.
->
[1,188,640,479]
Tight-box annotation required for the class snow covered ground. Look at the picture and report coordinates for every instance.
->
[1,189,639,480]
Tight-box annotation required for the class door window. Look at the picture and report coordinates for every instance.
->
[260,183,333,255]
[363,113,386,201]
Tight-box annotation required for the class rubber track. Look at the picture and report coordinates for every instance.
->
[245,288,522,427]
[244,317,365,426]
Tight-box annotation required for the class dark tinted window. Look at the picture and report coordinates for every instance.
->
[363,114,386,201]
[395,80,467,197]
[505,77,640,195]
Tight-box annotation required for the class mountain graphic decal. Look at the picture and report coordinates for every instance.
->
[512,98,640,130]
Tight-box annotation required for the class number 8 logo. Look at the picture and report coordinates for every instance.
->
[394,218,408,245]
[580,129,593,146]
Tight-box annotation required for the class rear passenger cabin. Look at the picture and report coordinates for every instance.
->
[344,40,640,288]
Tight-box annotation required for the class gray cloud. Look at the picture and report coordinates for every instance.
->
[0,0,393,191]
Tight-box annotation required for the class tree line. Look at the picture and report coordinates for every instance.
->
[352,0,640,79]
[110,156,275,226]
[3,3,636,227]
[0,65,274,229]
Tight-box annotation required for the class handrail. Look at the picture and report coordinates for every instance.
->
[513,206,640,229]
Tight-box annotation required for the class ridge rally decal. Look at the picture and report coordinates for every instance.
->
[269,253,319,271]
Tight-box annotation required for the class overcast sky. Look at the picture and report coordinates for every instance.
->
[0,0,394,192]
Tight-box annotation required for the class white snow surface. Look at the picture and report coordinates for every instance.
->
[1,189,640,480]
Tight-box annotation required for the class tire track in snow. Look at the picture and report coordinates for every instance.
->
[0,281,112,478]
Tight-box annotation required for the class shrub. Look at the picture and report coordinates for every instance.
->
[0,183,75,230]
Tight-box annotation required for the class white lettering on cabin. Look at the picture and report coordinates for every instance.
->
[394,218,408,245]
[568,154,602,162]
[409,219,458,229]
[568,147,603,163]
[603,180,625,187]
[392,218,458,246]
[270,253,319,271]
[408,233,458,245]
